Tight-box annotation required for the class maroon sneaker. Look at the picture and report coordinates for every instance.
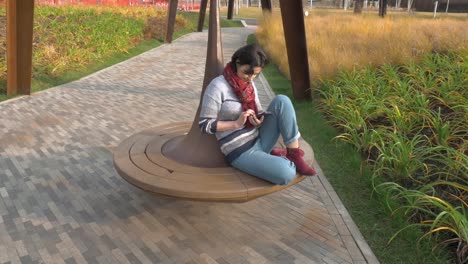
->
[270,148,287,157]
[286,148,317,176]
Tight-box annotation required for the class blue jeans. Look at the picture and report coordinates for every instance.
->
[231,95,300,185]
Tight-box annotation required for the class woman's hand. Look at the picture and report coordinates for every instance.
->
[248,113,264,128]
[236,109,255,128]
[215,110,257,132]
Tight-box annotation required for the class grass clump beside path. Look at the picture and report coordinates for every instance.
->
[257,11,468,263]
[319,50,467,264]
[252,10,467,263]
[247,33,457,263]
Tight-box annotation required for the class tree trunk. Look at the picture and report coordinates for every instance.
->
[260,0,272,12]
[197,0,208,32]
[227,0,234,19]
[407,0,413,13]
[378,0,387,17]
[162,0,227,167]
[354,0,364,13]
[165,0,178,43]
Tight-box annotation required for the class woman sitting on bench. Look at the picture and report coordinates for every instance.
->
[199,44,316,185]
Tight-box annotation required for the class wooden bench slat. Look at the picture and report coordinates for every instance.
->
[115,155,248,201]
[113,123,314,202]
[146,137,234,175]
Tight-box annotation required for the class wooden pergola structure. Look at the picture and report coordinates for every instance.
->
[6,0,312,100]
[6,0,34,96]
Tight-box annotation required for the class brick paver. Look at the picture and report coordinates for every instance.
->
[0,27,378,263]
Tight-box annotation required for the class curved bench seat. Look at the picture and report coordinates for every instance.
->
[113,122,314,202]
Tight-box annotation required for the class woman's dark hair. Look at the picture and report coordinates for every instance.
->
[231,44,269,73]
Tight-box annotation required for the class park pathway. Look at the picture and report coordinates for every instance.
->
[0,26,378,263]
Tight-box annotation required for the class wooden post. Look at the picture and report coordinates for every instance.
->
[165,0,179,43]
[6,0,34,96]
[227,0,234,19]
[260,0,272,13]
[278,0,311,100]
[197,0,208,32]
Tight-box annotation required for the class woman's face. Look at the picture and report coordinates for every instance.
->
[236,64,262,83]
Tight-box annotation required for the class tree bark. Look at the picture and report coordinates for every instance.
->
[165,0,178,43]
[227,0,234,19]
[260,0,272,12]
[197,0,208,32]
[407,0,413,13]
[378,0,387,17]
[354,0,364,13]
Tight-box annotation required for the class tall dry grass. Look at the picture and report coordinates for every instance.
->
[256,12,468,82]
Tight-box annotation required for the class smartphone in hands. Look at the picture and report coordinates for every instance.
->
[256,111,272,119]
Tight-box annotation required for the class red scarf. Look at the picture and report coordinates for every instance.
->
[223,62,258,128]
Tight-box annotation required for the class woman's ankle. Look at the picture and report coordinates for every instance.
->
[285,140,299,149]
[286,148,316,176]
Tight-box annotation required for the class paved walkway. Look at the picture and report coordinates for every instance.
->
[0,27,378,263]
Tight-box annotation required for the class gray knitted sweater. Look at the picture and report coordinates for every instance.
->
[199,75,263,163]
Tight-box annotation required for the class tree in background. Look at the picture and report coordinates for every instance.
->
[407,0,414,13]
[354,0,364,12]
[379,0,387,16]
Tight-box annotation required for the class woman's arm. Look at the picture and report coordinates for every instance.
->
[200,77,262,134]
[199,79,223,134]
[215,109,256,132]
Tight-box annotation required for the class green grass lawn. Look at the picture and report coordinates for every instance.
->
[28,12,241,96]
[31,38,163,93]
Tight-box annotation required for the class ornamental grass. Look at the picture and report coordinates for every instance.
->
[257,10,467,262]
[318,48,467,262]
[256,11,467,83]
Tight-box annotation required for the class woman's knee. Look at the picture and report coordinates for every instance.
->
[272,95,292,106]
[273,166,297,185]
[232,151,297,186]
[270,95,293,113]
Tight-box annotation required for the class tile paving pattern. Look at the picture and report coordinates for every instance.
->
[0,27,378,263]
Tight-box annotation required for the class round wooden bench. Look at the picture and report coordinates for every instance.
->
[113,122,315,202]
